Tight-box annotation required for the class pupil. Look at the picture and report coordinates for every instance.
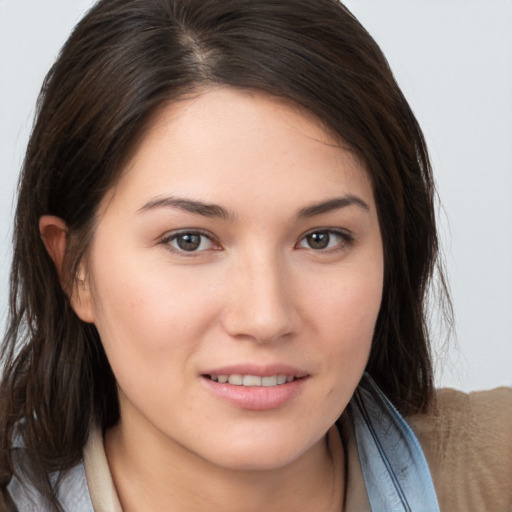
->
[307,232,329,249]
[177,234,201,251]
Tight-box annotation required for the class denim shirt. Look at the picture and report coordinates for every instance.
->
[349,373,439,512]
[8,373,439,511]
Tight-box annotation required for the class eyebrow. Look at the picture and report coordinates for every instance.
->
[138,194,370,220]
[297,195,370,218]
[138,196,233,220]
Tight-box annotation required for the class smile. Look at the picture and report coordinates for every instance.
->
[203,371,307,410]
[206,374,297,386]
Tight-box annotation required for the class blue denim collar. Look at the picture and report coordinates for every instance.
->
[349,373,439,512]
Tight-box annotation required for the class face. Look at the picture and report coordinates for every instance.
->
[74,87,383,471]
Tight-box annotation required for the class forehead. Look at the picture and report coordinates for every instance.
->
[100,87,374,217]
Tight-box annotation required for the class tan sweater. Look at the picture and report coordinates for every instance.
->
[409,387,512,512]
[84,387,512,512]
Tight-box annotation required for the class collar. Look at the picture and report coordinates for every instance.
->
[347,373,439,512]
[83,425,123,512]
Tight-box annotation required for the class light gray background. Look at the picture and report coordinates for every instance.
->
[1,0,511,391]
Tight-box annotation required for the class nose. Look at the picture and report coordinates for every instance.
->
[221,250,299,344]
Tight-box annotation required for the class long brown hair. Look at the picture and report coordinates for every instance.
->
[0,0,449,509]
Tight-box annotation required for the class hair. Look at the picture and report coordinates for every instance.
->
[0,0,450,509]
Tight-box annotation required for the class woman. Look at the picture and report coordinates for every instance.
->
[0,0,510,511]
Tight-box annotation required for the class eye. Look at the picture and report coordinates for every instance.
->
[162,231,218,253]
[297,229,352,251]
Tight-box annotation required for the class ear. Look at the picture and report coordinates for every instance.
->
[39,215,95,323]
[39,216,67,276]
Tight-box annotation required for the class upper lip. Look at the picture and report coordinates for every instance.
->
[201,364,309,378]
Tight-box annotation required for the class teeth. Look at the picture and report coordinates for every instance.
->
[210,374,296,387]
[262,376,278,386]
[243,375,262,386]
[228,374,243,385]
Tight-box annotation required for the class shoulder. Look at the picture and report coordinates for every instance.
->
[407,387,512,512]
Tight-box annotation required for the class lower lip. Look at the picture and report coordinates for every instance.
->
[202,377,307,410]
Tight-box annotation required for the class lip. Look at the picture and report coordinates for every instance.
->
[200,364,309,411]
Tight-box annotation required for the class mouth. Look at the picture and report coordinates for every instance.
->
[204,374,302,387]
[201,370,308,410]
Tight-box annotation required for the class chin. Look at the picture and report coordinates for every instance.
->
[200,434,320,473]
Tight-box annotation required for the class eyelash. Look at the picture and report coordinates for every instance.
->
[296,228,354,252]
[160,229,220,255]
[160,228,354,255]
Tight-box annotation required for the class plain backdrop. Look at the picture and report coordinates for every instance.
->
[1,0,511,391]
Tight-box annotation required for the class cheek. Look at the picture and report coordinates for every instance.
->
[308,262,383,384]
[317,268,383,340]
[86,255,222,388]
[291,266,382,430]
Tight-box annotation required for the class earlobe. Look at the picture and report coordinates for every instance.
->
[71,274,96,323]
[39,215,95,323]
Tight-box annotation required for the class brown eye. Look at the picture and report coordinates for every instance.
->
[306,231,331,250]
[175,233,202,251]
[297,229,353,251]
[165,231,216,253]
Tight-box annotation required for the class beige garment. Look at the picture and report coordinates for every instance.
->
[408,387,512,512]
[83,426,123,512]
[83,387,512,512]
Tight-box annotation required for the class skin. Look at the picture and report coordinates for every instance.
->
[41,87,384,511]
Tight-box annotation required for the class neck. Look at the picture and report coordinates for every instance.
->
[104,418,345,512]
